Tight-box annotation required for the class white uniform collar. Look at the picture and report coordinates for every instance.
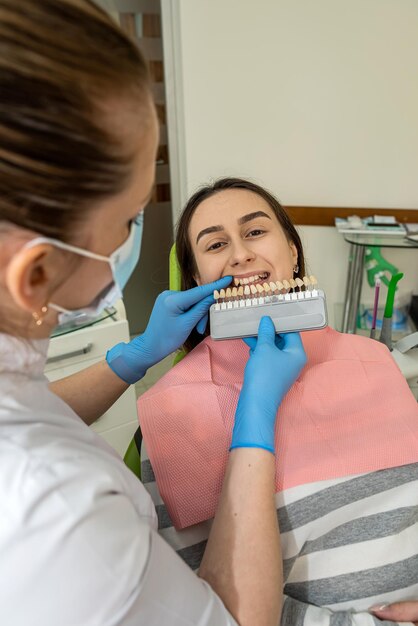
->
[0,332,50,377]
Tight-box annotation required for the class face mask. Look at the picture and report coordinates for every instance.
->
[24,212,144,326]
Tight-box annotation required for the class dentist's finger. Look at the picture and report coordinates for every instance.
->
[171,276,232,311]
[243,336,257,352]
[196,312,208,335]
[279,331,304,353]
[255,316,276,346]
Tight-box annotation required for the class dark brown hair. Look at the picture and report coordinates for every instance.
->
[175,177,306,353]
[0,0,151,241]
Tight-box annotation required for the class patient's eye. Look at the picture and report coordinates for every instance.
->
[246,229,265,237]
[207,241,226,251]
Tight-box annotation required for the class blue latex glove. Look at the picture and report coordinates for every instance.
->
[106,276,232,384]
[231,316,306,454]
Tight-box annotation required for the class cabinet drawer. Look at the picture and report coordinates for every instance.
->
[45,319,129,374]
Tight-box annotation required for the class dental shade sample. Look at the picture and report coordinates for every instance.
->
[210,275,328,339]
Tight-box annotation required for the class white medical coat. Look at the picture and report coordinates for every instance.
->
[0,333,237,626]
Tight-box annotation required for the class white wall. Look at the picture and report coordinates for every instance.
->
[166,0,418,326]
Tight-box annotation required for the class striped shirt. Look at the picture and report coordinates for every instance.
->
[141,446,418,626]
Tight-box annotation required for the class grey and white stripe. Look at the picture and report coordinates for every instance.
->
[141,445,418,625]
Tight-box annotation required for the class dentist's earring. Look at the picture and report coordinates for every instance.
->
[293,264,299,275]
[32,306,48,326]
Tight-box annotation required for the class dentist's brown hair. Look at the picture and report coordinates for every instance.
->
[175,177,306,353]
[0,0,151,241]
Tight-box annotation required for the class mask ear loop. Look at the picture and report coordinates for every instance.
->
[32,306,48,326]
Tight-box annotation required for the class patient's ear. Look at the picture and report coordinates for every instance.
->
[289,241,298,266]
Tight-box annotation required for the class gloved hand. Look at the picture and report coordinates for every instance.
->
[231,316,306,454]
[106,276,232,384]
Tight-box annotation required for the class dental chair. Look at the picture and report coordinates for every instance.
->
[123,244,184,478]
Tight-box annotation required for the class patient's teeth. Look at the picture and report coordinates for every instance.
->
[248,276,255,283]
[233,277,240,287]
[243,277,249,285]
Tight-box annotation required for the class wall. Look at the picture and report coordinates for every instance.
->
[166,0,418,327]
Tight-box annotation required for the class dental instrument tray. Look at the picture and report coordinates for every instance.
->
[210,275,327,340]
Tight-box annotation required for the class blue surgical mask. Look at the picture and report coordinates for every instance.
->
[24,212,144,326]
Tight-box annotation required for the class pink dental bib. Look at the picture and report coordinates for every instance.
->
[138,327,418,529]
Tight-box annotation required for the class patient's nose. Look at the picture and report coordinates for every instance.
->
[229,240,256,267]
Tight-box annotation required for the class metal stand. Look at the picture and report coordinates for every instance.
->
[342,244,365,333]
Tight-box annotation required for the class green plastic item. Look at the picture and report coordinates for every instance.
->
[364,247,399,288]
[383,272,404,318]
[379,272,404,350]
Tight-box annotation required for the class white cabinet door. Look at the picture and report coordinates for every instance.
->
[45,317,139,457]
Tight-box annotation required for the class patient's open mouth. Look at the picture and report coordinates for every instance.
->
[232,272,270,287]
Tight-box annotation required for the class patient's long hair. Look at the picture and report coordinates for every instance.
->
[175,177,306,354]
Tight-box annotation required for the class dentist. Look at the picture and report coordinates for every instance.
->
[0,2,306,626]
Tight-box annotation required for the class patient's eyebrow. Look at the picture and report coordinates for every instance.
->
[196,225,224,244]
[238,211,272,225]
[196,211,271,244]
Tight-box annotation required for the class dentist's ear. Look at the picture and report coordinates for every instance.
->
[6,244,57,313]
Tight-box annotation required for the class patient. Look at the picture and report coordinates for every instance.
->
[138,177,418,625]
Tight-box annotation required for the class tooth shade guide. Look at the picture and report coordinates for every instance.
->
[213,275,322,315]
[269,281,278,295]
